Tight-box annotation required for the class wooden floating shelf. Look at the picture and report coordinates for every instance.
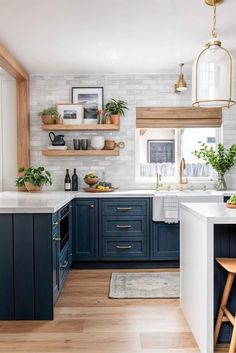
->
[42,124,120,131]
[42,149,120,157]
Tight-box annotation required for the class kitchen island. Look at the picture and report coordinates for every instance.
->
[180,202,236,353]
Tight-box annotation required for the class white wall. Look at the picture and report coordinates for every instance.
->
[0,71,17,191]
[30,73,236,190]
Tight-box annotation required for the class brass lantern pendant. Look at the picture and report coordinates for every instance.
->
[192,0,235,108]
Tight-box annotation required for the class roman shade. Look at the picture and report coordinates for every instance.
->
[136,107,222,128]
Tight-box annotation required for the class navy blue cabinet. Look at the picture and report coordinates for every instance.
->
[73,199,98,261]
[99,198,150,261]
[151,222,180,260]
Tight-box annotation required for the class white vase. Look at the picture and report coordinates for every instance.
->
[91,136,105,150]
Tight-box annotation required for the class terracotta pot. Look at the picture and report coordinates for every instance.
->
[41,114,55,125]
[17,185,28,192]
[56,117,63,125]
[105,117,111,124]
[104,140,116,150]
[25,182,43,192]
[110,114,120,125]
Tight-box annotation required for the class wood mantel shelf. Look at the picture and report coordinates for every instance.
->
[42,124,120,131]
[42,149,120,157]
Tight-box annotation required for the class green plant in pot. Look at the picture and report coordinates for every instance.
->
[193,142,236,190]
[16,166,52,192]
[105,99,128,125]
[39,106,61,125]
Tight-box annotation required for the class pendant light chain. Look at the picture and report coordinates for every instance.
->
[212,1,218,38]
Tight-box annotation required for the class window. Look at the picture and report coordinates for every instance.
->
[136,127,220,182]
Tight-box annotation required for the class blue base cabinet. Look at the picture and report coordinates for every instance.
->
[151,222,180,261]
[73,199,98,261]
[99,198,150,261]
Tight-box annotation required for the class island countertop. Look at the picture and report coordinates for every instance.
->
[181,202,236,224]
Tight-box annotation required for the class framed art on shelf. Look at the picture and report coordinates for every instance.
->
[72,87,104,125]
[57,104,84,125]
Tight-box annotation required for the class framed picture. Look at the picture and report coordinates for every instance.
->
[147,139,175,163]
[72,87,104,124]
[57,104,84,125]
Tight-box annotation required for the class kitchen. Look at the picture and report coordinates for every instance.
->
[0,1,236,353]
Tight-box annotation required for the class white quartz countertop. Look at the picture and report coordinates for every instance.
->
[181,202,236,224]
[0,189,235,214]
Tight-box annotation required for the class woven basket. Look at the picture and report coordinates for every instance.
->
[25,182,43,192]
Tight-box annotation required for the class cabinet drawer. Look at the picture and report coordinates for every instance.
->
[102,216,147,237]
[100,237,148,260]
[101,199,148,216]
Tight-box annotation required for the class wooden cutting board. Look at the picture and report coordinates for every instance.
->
[83,188,114,193]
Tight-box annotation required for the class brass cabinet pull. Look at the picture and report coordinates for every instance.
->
[53,237,61,241]
[116,207,132,211]
[60,260,68,268]
[53,221,59,225]
[116,225,132,229]
[116,245,132,249]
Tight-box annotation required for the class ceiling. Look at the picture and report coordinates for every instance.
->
[0,0,235,75]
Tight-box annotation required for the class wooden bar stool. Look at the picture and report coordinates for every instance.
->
[215,258,236,353]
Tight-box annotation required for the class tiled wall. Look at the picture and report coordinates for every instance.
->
[30,74,236,190]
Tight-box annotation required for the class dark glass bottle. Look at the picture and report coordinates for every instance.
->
[72,168,78,191]
[64,169,71,191]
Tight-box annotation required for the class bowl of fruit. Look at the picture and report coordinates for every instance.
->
[84,172,99,188]
[95,182,113,192]
[226,195,236,209]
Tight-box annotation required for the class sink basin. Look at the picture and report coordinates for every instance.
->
[153,190,223,221]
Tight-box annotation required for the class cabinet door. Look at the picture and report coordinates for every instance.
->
[73,199,98,260]
[53,233,60,303]
[151,222,180,260]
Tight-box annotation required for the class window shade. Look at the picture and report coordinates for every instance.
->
[136,107,222,128]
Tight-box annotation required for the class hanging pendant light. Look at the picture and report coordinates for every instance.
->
[192,0,235,108]
[175,63,188,93]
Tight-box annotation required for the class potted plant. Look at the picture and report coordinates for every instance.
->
[39,106,62,125]
[105,99,128,125]
[193,142,236,190]
[15,166,52,192]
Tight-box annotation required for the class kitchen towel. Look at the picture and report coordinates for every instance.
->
[163,195,179,223]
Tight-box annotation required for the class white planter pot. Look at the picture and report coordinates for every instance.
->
[91,136,105,150]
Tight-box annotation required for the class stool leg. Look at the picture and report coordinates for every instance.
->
[229,318,236,353]
[214,272,235,346]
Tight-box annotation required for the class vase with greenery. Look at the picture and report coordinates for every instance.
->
[193,142,236,190]
[39,106,61,125]
[16,166,52,192]
[105,99,128,125]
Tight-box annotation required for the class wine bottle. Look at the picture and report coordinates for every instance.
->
[64,169,71,191]
[72,168,78,191]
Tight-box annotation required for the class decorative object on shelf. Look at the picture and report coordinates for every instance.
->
[97,110,106,124]
[73,139,80,150]
[193,142,236,190]
[104,139,125,150]
[49,132,66,146]
[226,195,236,209]
[105,99,128,125]
[15,166,52,192]
[38,106,61,124]
[72,87,104,125]
[84,172,99,188]
[91,136,105,150]
[174,63,187,93]
[192,0,235,108]
[47,145,67,150]
[57,104,83,125]
[81,138,89,150]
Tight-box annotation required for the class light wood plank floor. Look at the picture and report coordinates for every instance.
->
[0,269,228,352]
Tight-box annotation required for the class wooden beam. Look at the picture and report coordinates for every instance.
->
[0,43,28,80]
[16,79,30,168]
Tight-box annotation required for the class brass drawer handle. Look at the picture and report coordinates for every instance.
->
[116,245,132,249]
[53,237,61,241]
[116,207,132,211]
[60,260,68,268]
[116,225,132,229]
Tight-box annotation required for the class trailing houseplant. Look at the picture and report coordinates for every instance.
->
[16,166,52,192]
[193,142,236,190]
[38,106,62,125]
[105,99,128,125]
